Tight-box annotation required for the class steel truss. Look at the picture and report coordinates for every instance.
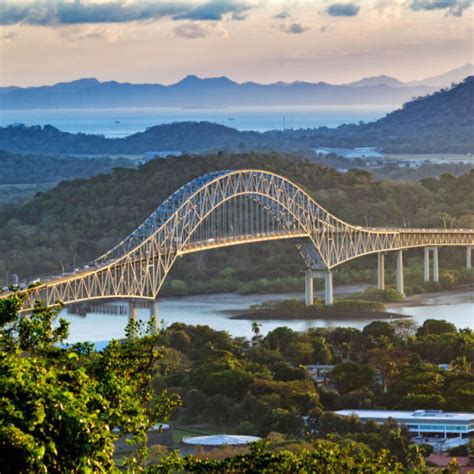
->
[6,169,472,311]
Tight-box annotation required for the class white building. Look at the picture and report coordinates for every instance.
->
[180,434,261,455]
[335,409,474,439]
[306,364,335,384]
[314,147,384,160]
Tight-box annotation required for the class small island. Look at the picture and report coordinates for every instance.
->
[231,288,410,321]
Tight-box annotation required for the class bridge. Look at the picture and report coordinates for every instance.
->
[4,169,473,330]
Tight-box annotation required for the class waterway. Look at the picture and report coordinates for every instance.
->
[0,105,394,137]
[61,286,473,347]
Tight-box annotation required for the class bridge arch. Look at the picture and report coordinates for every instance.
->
[5,169,473,311]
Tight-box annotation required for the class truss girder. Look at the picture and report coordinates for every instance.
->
[11,169,473,311]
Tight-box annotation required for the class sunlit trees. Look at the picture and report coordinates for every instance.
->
[0,293,180,471]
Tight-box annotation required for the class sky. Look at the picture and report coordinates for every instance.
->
[0,0,473,87]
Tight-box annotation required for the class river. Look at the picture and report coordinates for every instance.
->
[60,286,473,347]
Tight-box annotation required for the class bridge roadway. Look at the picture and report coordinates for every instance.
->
[0,169,472,319]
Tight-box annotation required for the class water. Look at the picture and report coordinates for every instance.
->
[0,105,395,137]
[61,287,473,346]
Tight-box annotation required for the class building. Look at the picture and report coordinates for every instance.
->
[314,147,384,160]
[180,434,261,455]
[306,364,335,384]
[335,409,474,439]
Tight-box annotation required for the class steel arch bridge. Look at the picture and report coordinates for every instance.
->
[7,169,474,312]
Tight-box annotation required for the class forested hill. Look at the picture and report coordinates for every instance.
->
[321,75,474,152]
[0,150,133,184]
[0,152,472,283]
[0,78,472,154]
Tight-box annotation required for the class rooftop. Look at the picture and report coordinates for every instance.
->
[182,434,261,446]
[335,409,474,423]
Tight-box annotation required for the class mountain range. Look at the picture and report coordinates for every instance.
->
[1,64,472,109]
[1,76,472,154]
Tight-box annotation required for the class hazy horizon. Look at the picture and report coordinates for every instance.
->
[1,62,473,89]
[1,0,473,88]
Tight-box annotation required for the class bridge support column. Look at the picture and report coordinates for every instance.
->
[324,270,333,306]
[128,302,137,340]
[467,247,472,270]
[149,300,159,335]
[305,270,314,306]
[377,253,385,290]
[424,247,430,282]
[396,250,404,296]
[432,247,439,283]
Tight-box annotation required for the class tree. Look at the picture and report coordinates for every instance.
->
[0,293,180,471]
[312,337,333,364]
[331,362,374,394]
[285,341,314,365]
[416,319,457,337]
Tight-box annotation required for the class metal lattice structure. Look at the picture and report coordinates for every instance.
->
[7,169,473,311]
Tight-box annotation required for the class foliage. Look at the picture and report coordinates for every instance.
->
[0,293,180,472]
[148,439,421,473]
[0,149,133,185]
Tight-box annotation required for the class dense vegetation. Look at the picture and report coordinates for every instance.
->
[1,293,471,471]
[1,77,472,154]
[0,294,180,472]
[154,318,474,433]
[0,149,133,185]
[0,152,472,292]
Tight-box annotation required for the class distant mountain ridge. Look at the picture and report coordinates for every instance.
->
[1,64,472,109]
[0,77,472,154]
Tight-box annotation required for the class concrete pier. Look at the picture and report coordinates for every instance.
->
[424,247,440,282]
[305,270,314,306]
[150,300,159,335]
[377,253,385,290]
[396,250,404,295]
[128,301,137,340]
[324,270,333,306]
[467,247,472,270]
[432,247,439,282]
[424,247,430,282]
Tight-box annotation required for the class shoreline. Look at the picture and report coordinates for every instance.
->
[387,285,474,309]
[230,309,409,321]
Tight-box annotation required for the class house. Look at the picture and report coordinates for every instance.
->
[306,364,335,384]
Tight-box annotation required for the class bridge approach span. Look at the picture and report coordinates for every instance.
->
[4,169,472,311]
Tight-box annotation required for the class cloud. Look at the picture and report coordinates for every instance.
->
[59,24,121,43]
[173,0,252,21]
[0,0,253,26]
[173,22,228,39]
[326,3,360,16]
[279,22,310,34]
[409,0,473,16]
[273,11,290,19]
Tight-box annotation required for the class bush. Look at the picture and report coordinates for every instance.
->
[449,445,468,456]
[331,300,385,312]
[354,288,405,303]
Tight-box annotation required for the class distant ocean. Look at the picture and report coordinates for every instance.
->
[0,105,396,138]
